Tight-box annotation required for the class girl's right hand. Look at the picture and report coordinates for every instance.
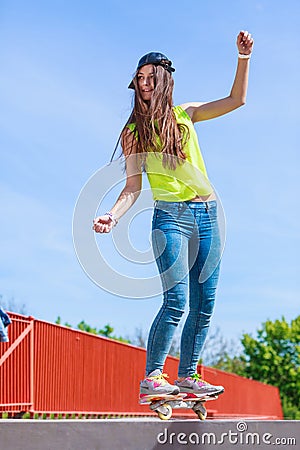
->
[93,214,115,233]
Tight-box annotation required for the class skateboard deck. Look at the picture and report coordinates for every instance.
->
[139,392,186,405]
[139,391,222,420]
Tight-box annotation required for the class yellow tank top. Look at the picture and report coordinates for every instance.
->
[127,105,213,201]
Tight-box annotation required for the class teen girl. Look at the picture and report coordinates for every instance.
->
[93,31,254,396]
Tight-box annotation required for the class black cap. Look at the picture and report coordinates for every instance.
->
[128,52,175,89]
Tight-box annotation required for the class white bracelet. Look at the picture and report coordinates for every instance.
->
[238,53,251,59]
[105,212,118,226]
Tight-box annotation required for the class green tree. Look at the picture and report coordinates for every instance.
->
[97,323,131,344]
[98,324,114,337]
[77,320,98,335]
[55,316,72,328]
[211,353,247,374]
[235,316,300,419]
[55,317,131,344]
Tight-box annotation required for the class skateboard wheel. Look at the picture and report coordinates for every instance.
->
[196,410,207,420]
[197,411,207,420]
[193,402,207,420]
[157,403,172,420]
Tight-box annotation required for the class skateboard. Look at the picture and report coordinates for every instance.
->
[139,391,220,420]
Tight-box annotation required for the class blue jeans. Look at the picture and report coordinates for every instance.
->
[146,200,221,377]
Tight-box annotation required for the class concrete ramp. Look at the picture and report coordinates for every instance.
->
[0,419,298,450]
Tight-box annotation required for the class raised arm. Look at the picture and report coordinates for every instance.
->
[93,128,142,233]
[181,30,254,123]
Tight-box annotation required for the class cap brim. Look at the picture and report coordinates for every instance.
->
[128,79,135,89]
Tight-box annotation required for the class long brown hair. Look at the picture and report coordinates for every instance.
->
[112,64,189,170]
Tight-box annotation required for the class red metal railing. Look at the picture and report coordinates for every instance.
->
[0,314,34,414]
[0,313,283,419]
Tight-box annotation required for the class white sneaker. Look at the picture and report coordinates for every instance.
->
[140,369,180,396]
[175,373,224,396]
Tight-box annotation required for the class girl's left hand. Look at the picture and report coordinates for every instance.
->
[237,30,254,55]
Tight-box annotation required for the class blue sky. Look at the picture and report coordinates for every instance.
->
[0,0,299,351]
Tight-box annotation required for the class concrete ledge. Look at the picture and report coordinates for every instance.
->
[0,419,298,450]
